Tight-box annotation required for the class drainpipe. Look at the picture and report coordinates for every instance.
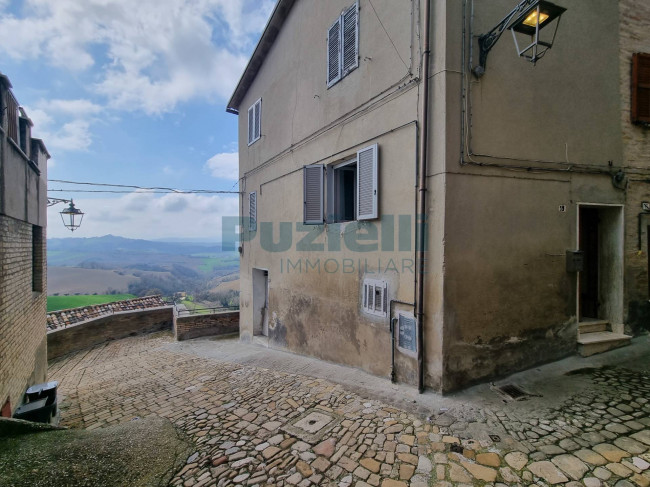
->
[416,0,432,394]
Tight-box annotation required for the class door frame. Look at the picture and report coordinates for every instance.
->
[252,267,269,337]
[575,203,625,328]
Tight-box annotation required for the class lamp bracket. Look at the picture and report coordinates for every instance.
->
[474,0,542,77]
[47,197,72,207]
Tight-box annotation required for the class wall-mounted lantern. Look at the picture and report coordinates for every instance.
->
[47,198,85,232]
[473,0,566,78]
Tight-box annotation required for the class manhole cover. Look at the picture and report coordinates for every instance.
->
[282,409,341,443]
[492,384,536,402]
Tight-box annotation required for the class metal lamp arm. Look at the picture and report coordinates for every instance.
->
[476,0,539,75]
[47,198,71,207]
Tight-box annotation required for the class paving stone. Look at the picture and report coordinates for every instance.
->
[551,454,589,481]
[459,461,497,482]
[527,461,570,484]
[504,451,528,470]
[399,463,415,480]
[574,449,608,466]
[499,466,520,483]
[416,455,432,474]
[359,458,381,473]
[380,480,408,487]
[616,437,648,455]
[476,452,501,467]
[632,456,650,471]
[314,438,337,458]
[593,443,631,462]
[449,462,473,483]
[583,478,602,487]
[538,445,566,455]
[631,431,650,446]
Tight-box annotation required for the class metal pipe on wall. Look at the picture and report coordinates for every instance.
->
[415,0,432,394]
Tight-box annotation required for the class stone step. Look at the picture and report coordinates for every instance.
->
[578,320,609,334]
[577,331,632,357]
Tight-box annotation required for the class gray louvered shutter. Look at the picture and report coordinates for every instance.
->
[249,192,257,231]
[304,165,324,224]
[356,144,378,220]
[247,105,255,145]
[398,313,417,352]
[254,99,262,140]
[327,17,342,87]
[342,2,359,76]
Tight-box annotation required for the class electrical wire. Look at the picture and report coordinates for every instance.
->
[48,179,241,194]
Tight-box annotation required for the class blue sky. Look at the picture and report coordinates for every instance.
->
[0,0,275,239]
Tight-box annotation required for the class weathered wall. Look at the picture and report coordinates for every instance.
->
[620,0,650,332]
[174,311,239,341]
[47,308,173,360]
[437,0,626,391]
[237,0,429,386]
[0,215,47,416]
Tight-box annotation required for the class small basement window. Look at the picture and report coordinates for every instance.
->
[362,278,387,317]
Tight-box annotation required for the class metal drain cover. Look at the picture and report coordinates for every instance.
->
[282,409,341,443]
[492,384,534,402]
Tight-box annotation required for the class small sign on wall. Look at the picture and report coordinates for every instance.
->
[559,205,567,213]
[642,202,650,212]
[397,312,417,356]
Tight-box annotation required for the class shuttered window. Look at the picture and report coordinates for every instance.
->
[249,191,257,232]
[362,278,387,317]
[632,53,650,125]
[342,3,359,76]
[6,91,18,144]
[247,98,262,145]
[327,2,359,88]
[356,144,378,220]
[304,165,324,224]
[327,18,342,87]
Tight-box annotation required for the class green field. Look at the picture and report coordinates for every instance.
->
[47,294,137,312]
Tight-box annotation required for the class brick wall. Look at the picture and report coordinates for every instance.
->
[0,215,47,416]
[620,0,650,331]
[47,307,174,360]
[174,311,239,341]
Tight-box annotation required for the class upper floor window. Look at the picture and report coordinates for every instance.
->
[303,144,378,225]
[632,53,650,125]
[327,2,359,88]
[248,98,262,145]
[5,91,19,144]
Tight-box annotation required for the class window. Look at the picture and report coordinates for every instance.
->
[32,225,44,293]
[304,144,378,225]
[6,91,18,144]
[328,159,357,222]
[327,2,359,88]
[247,98,262,145]
[362,278,387,317]
[249,191,257,232]
[632,53,650,125]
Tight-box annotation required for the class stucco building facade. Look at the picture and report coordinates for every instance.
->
[227,0,650,393]
[0,72,50,416]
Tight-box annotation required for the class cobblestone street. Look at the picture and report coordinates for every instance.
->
[49,332,650,487]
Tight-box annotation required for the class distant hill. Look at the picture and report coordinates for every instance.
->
[47,235,239,297]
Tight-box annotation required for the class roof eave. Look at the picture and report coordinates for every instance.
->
[226,0,297,113]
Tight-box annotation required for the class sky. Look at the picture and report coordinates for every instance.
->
[0,0,275,240]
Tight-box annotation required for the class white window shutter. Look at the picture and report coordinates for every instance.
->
[254,99,262,140]
[342,2,359,76]
[249,192,257,231]
[327,17,342,87]
[304,165,324,224]
[356,144,378,220]
[247,105,254,145]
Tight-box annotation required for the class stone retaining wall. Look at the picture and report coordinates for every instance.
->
[174,311,239,341]
[47,307,173,360]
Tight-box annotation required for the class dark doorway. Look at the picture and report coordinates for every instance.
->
[579,208,600,319]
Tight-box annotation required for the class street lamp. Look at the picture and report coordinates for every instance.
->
[473,0,567,78]
[47,198,85,232]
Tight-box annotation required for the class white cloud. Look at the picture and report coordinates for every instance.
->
[44,99,103,116]
[0,0,276,114]
[205,152,239,180]
[47,192,240,239]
